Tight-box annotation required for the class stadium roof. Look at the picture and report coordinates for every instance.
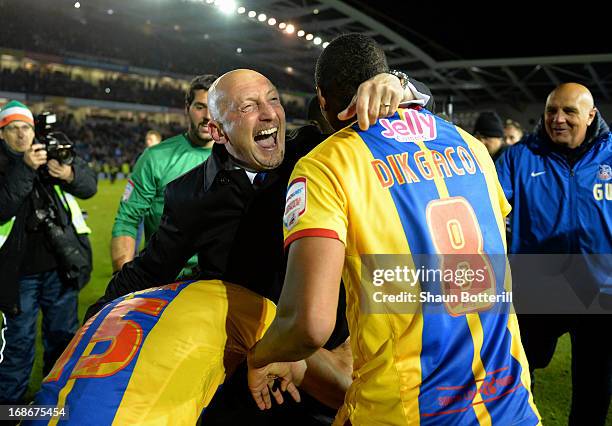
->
[12,0,612,109]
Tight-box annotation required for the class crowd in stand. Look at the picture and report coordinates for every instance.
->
[0,67,307,117]
[0,0,222,78]
[0,68,186,108]
[0,66,307,176]
[0,0,307,93]
[53,114,182,178]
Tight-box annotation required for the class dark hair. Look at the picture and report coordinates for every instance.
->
[185,74,218,107]
[315,33,388,121]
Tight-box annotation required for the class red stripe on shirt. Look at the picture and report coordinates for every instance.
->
[284,228,340,249]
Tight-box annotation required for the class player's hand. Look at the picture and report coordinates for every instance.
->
[337,72,405,131]
[247,358,304,410]
[23,143,47,170]
[47,159,74,183]
[331,337,353,375]
[289,358,308,386]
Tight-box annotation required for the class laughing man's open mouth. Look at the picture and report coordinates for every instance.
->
[254,127,278,150]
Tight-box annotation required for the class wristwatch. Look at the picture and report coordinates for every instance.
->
[388,69,409,90]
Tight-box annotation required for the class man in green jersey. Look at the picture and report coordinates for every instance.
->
[111,74,217,278]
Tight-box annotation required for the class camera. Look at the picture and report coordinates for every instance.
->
[35,112,75,165]
[32,205,90,288]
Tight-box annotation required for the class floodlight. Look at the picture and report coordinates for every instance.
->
[216,0,236,14]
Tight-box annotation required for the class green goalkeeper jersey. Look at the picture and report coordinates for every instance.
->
[112,133,212,277]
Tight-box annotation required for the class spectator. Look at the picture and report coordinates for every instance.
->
[473,111,506,160]
[496,82,612,425]
[108,159,119,183]
[504,118,524,146]
[144,130,162,148]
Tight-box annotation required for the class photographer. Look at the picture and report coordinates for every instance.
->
[0,100,97,405]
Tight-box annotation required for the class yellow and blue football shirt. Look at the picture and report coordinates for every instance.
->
[283,107,540,425]
[29,280,276,426]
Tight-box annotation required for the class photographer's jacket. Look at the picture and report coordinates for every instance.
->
[0,140,97,315]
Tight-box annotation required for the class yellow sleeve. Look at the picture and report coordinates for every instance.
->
[283,156,348,248]
[495,178,511,218]
[478,147,512,218]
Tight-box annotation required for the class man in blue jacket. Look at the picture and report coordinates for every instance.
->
[496,82,611,425]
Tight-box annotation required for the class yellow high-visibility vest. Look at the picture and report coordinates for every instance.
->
[0,186,91,250]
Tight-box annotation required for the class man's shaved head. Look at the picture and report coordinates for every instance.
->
[547,83,594,109]
[209,69,268,121]
[207,69,286,171]
[544,82,597,149]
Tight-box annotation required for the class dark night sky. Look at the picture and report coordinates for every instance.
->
[346,1,611,61]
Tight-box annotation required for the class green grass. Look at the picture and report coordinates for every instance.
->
[24,180,610,424]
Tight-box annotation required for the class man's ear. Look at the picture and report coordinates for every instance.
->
[587,107,597,126]
[208,120,227,145]
[316,86,327,111]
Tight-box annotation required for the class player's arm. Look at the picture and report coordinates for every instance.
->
[247,237,345,409]
[338,71,433,130]
[111,151,157,272]
[260,339,352,410]
[248,153,350,409]
[249,236,344,363]
[300,338,352,409]
[405,77,434,109]
[111,236,136,272]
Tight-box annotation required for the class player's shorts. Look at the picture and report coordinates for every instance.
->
[26,280,276,425]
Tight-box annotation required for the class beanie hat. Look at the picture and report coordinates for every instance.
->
[473,111,504,138]
[0,100,34,129]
